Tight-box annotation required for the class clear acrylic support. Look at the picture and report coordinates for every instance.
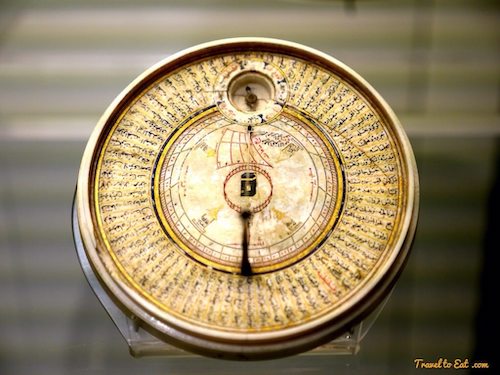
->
[120,294,389,357]
[73,201,388,358]
[123,317,361,357]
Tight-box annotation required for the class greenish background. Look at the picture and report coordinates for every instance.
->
[0,1,498,374]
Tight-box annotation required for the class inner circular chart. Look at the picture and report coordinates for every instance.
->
[154,108,344,274]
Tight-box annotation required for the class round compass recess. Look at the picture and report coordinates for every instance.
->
[74,38,419,360]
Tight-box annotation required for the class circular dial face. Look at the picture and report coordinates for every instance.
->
[76,38,418,359]
[155,108,343,274]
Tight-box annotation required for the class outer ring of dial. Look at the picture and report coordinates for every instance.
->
[75,38,419,358]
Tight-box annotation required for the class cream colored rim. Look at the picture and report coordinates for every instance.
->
[76,37,419,349]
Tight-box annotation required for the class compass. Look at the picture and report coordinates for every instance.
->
[74,38,419,360]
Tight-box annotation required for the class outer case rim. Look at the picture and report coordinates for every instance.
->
[74,37,419,359]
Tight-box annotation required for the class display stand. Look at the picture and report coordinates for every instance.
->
[73,200,388,358]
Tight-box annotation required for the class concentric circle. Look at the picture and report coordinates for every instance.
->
[222,164,273,214]
[153,107,343,274]
[215,58,288,124]
[75,38,418,359]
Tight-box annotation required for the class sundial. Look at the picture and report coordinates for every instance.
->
[74,38,419,359]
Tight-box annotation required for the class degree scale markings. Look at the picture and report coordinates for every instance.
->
[93,50,404,335]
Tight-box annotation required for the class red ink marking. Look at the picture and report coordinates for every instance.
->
[317,271,337,293]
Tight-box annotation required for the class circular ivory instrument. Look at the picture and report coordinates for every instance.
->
[74,38,419,360]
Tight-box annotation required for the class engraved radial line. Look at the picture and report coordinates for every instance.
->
[215,133,223,168]
[247,132,258,164]
[238,132,246,163]
[317,185,327,194]
[308,151,327,159]
[229,130,235,165]
[178,147,194,155]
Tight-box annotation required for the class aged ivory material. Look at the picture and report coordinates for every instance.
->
[75,38,419,359]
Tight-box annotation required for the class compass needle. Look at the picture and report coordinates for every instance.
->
[244,86,258,111]
[75,38,418,360]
